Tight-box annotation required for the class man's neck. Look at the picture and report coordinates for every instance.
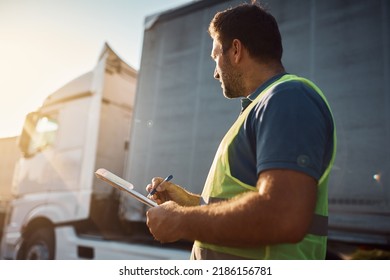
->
[242,62,285,97]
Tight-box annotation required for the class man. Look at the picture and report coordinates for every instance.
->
[146,1,336,260]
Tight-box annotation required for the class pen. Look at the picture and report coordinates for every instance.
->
[147,174,173,198]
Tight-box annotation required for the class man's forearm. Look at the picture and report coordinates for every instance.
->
[179,192,285,247]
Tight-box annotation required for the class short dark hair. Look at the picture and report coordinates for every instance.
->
[208,1,283,63]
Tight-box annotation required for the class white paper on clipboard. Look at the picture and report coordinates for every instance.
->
[95,168,157,207]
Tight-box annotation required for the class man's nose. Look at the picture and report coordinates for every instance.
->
[214,67,220,80]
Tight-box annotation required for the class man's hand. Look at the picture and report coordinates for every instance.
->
[146,177,200,206]
[146,201,184,243]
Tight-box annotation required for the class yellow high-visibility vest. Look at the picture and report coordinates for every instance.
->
[194,74,337,259]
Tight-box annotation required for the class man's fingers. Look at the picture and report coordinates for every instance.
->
[146,183,153,193]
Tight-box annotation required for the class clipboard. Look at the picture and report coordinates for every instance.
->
[95,168,157,207]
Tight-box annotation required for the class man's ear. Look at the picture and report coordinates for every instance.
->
[231,39,243,64]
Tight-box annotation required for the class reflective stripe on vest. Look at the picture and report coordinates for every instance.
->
[193,74,337,260]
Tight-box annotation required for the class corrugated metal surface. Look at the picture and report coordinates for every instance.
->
[126,0,245,195]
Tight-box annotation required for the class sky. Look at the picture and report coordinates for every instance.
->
[0,0,194,138]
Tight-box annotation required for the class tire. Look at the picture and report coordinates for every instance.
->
[23,227,55,260]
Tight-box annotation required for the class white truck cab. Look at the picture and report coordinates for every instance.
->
[1,43,190,260]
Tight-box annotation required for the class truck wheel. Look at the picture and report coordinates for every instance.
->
[24,228,55,260]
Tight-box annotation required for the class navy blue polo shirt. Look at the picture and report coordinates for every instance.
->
[228,73,334,187]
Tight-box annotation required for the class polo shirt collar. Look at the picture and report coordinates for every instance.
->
[240,73,287,113]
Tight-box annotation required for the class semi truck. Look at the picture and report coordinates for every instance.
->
[0,43,190,259]
[1,0,389,259]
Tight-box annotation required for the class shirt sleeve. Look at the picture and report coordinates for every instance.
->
[254,81,333,180]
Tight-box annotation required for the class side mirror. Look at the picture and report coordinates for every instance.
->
[18,112,39,157]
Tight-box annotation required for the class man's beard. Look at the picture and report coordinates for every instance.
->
[220,58,244,99]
